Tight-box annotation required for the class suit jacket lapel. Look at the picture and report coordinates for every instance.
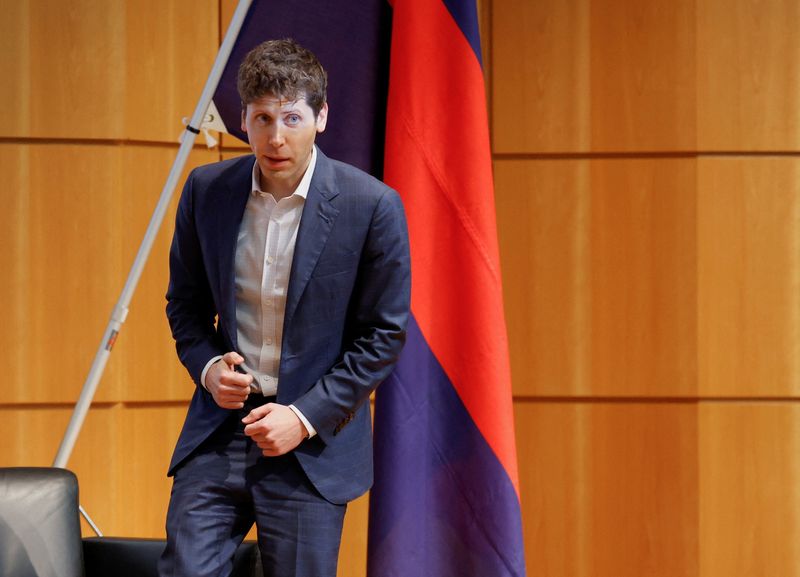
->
[215,157,253,348]
[284,151,340,331]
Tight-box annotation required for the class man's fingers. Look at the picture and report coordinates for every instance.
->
[219,401,245,410]
[220,390,248,403]
[207,355,252,410]
[214,356,252,389]
[241,404,304,456]
[221,351,244,366]
[211,381,250,410]
[219,371,252,388]
[253,434,286,456]
[241,403,274,425]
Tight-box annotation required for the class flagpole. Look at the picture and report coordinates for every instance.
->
[53,0,254,532]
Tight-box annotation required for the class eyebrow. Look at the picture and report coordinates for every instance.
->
[281,102,305,113]
[252,103,304,114]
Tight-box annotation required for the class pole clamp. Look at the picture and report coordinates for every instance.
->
[111,304,129,325]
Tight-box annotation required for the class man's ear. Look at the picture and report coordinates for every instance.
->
[316,102,328,134]
[240,108,247,133]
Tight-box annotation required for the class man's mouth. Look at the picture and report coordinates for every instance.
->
[265,156,290,166]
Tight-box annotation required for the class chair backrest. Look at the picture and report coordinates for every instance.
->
[0,467,84,577]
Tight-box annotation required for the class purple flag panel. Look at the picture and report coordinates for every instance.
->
[368,316,526,576]
[212,0,391,176]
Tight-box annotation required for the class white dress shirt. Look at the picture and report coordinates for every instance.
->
[201,147,318,437]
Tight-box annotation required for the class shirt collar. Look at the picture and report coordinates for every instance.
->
[250,145,317,200]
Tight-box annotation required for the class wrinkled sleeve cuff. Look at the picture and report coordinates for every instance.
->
[288,404,317,439]
[200,355,224,391]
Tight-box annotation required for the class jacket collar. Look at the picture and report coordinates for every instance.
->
[283,149,341,329]
[213,149,342,348]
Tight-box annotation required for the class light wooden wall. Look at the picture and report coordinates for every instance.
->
[0,1,368,574]
[493,0,800,576]
[2,1,799,577]
[0,0,218,541]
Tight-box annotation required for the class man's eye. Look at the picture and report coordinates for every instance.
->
[286,114,301,125]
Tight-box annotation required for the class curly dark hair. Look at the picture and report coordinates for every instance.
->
[237,38,327,117]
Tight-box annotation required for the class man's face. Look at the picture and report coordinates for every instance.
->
[241,94,328,197]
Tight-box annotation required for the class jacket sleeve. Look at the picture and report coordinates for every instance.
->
[165,170,224,387]
[292,189,411,444]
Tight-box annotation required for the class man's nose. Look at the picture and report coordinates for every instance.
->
[268,123,285,147]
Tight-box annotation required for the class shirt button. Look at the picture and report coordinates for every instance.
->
[266,338,273,345]
[266,256,275,264]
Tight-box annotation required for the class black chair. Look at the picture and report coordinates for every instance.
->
[0,467,83,577]
[0,467,260,577]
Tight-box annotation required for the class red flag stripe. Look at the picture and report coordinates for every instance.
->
[384,0,519,492]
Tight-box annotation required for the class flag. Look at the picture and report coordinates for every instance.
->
[210,1,525,574]
[367,0,526,575]
[210,0,391,176]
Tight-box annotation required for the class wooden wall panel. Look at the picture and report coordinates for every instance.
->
[493,0,696,153]
[516,401,699,577]
[699,403,800,577]
[0,405,119,537]
[0,1,216,141]
[19,1,126,139]
[698,158,800,397]
[495,159,591,396]
[515,402,590,577]
[117,404,189,537]
[338,493,369,577]
[495,0,800,575]
[0,404,190,538]
[0,1,31,137]
[590,0,696,151]
[492,0,590,153]
[590,159,697,396]
[697,0,800,151]
[0,144,217,405]
[124,0,218,142]
[0,405,112,469]
[115,146,219,402]
[0,143,125,404]
[0,145,32,401]
[589,402,698,577]
[497,159,697,397]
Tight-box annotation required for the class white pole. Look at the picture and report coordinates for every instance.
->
[53,0,255,525]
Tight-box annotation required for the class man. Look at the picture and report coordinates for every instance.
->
[160,39,411,577]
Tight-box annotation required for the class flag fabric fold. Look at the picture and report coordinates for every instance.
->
[368,0,526,575]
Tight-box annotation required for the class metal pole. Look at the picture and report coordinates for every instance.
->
[53,0,255,533]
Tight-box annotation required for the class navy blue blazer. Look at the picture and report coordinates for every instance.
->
[165,149,411,504]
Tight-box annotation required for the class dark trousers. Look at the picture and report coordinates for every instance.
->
[158,401,346,577]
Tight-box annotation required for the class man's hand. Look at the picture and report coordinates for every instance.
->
[242,403,309,456]
[206,352,253,409]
